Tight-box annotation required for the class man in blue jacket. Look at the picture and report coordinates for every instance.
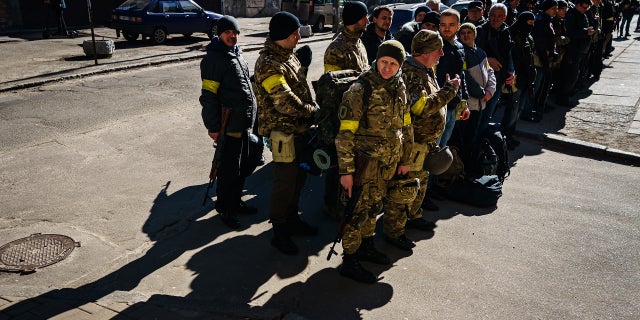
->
[200,16,259,229]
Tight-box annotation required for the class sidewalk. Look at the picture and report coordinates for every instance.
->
[0,17,334,93]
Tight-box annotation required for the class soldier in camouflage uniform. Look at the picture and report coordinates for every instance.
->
[321,1,370,220]
[383,30,460,251]
[254,12,319,255]
[324,1,370,73]
[335,40,413,283]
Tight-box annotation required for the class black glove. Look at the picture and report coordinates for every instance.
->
[295,45,312,68]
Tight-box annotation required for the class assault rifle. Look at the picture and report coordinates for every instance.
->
[327,151,373,261]
[202,107,232,206]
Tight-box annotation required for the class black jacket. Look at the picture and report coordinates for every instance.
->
[532,11,556,69]
[199,37,256,134]
[361,23,394,65]
[435,38,468,109]
[565,7,592,56]
[475,20,514,85]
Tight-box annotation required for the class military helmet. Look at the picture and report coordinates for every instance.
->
[423,146,453,175]
[387,176,420,204]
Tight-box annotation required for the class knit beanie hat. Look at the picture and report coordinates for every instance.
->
[342,1,369,26]
[377,40,406,65]
[217,15,241,36]
[459,22,477,36]
[539,0,559,12]
[414,6,431,20]
[411,30,443,56]
[468,1,484,10]
[557,0,568,8]
[269,12,301,41]
[422,11,441,26]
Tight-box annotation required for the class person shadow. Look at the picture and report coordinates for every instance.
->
[0,163,272,318]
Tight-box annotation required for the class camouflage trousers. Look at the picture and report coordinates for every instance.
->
[383,169,429,238]
[341,167,389,255]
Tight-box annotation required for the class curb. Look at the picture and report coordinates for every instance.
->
[0,34,334,94]
[516,129,640,166]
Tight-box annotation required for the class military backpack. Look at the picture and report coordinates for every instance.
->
[312,69,371,145]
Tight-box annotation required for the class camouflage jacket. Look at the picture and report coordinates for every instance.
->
[335,69,413,175]
[254,39,316,136]
[402,57,458,145]
[324,28,370,73]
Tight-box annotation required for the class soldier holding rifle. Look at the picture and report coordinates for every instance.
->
[200,16,259,229]
[335,40,414,283]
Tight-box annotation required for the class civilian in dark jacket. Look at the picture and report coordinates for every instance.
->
[361,5,395,64]
[436,9,470,149]
[200,16,258,229]
[475,3,515,137]
[554,0,595,106]
[502,11,536,149]
[528,0,558,121]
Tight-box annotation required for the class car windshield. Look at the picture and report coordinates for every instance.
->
[117,0,150,11]
[391,10,413,27]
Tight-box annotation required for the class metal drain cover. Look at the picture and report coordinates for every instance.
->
[0,233,80,273]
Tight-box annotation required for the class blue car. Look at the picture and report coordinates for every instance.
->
[109,0,223,44]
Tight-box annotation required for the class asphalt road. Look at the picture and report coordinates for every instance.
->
[0,41,639,319]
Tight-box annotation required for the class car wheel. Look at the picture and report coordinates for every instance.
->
[183,33,193,38]
[312,17,325,32]
[151,28,167,44]
[208,23,217,39]
[123,32,139,41]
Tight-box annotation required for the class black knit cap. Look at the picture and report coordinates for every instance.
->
[468,1,484,10]
[376,40,406,65]
[342,1,368,26]
[217,15,241,36]
[539,0,559,12]
[557,0,568,8]
[422,11,441,26]
[269,11,301,41]
[414,6,431,20]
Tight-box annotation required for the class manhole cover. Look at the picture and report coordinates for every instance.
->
[0,233,80,273]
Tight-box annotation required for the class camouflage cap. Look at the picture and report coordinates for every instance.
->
[411,30,443,56]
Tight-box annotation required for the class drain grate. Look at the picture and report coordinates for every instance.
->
[0,233,80,273]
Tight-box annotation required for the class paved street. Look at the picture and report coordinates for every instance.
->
[0,16,639,320]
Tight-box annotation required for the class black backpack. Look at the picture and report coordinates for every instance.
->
[483,123,510,181]
[446,174,503,208]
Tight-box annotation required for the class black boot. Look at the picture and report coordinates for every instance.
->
[219,211,241,229]
[339,253,377,284]
[384,234,415,251]
[406,218,436,231]
[357,237,390,265]
[287,214,318,236]
[271,223,298,255]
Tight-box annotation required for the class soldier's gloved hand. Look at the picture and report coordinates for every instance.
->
[295,45,312,68]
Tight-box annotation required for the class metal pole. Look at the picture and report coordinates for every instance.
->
[332,0,340,33]
[87,0,98,65]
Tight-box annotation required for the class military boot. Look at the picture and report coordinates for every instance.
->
[356,237,390,265]
[287,214,318,236]
[271,223,299,255]
[384,234,415,251]
[339,253,377,284]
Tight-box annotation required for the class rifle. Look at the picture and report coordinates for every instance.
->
[327,151,372,261]
[202,107,233,206]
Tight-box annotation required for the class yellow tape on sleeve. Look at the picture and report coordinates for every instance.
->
[324,64,341,73]
[339,120,359,133]
[410,95,427,116]
[261,74,288,92]
[202,79,220,94]
[403,112,412,126]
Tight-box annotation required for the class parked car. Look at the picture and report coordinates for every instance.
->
[281,0,339,32]
[109,0,223,44]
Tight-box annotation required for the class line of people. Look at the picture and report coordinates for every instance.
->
[198,0,625,284]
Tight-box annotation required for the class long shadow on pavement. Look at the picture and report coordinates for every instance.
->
[0,164,272,318]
